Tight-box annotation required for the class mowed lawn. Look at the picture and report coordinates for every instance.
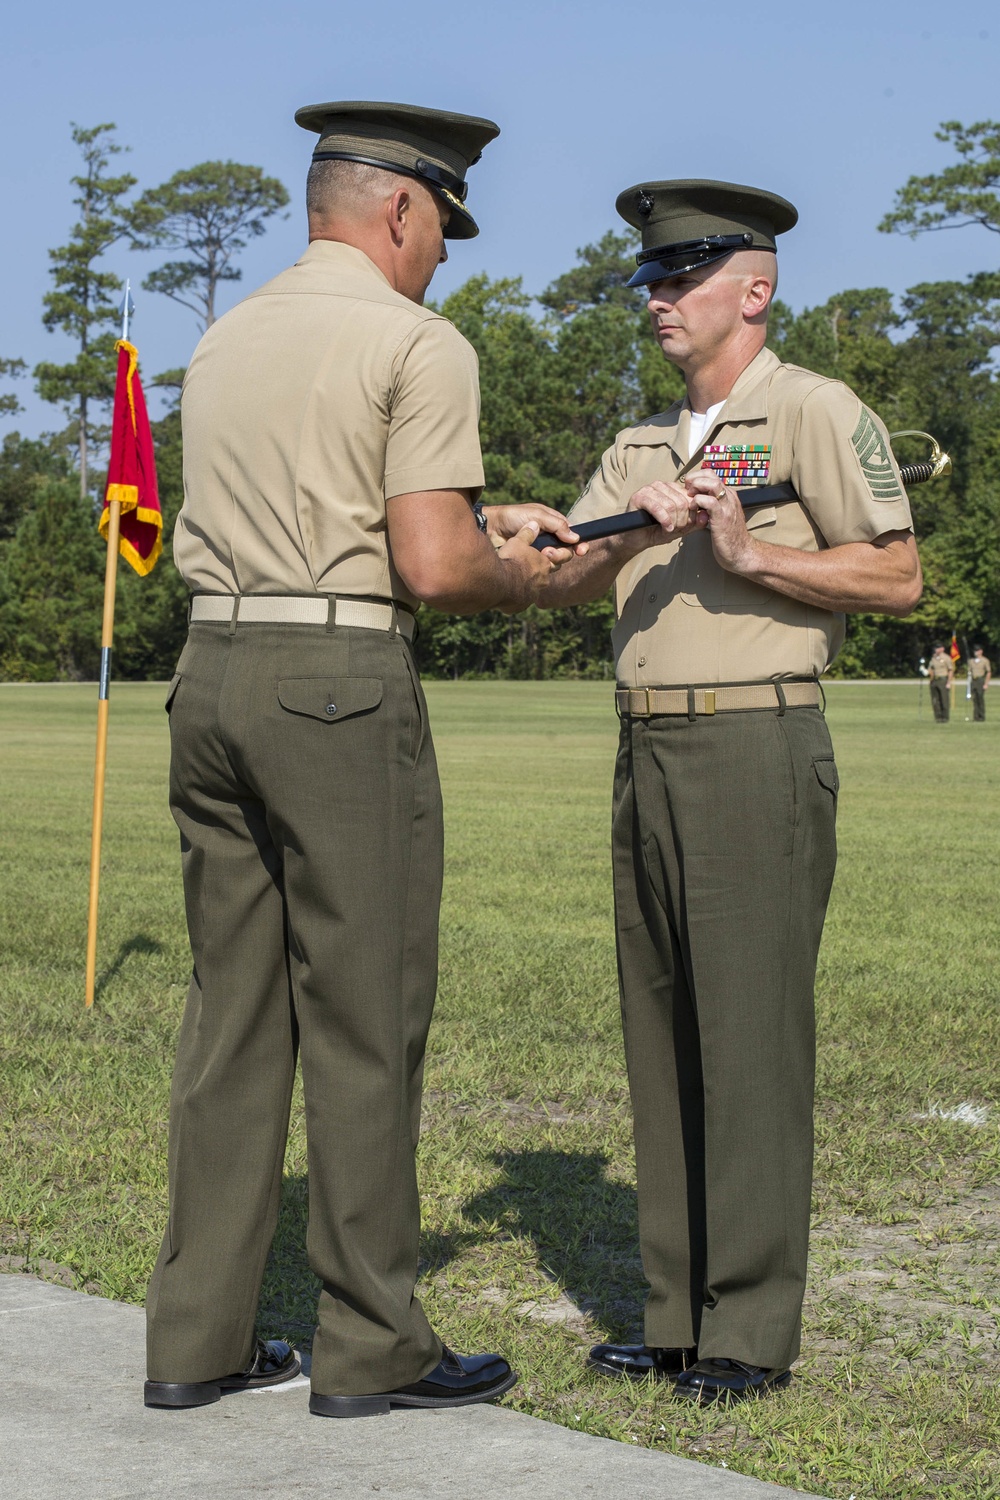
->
[1,679,998,1499]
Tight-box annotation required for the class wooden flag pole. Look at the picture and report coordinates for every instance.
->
[85,280,135,1008]
[85,498,122,1008]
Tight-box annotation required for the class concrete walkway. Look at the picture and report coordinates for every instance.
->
[1,1274,822,1500]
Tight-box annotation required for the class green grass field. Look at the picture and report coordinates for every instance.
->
[1,680,997,1498]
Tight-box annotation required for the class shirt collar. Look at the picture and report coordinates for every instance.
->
[627,344,779,461]
[297,238,394,289]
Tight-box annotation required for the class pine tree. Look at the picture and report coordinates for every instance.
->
[131,161,289,330]
[34,124,135,498]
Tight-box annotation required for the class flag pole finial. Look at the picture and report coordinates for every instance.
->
[119,281,135,342]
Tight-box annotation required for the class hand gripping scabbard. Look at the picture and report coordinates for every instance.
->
[531,431,951,551]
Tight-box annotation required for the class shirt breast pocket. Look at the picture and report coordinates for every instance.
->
[678,504,777,607]
[678,530,724,608]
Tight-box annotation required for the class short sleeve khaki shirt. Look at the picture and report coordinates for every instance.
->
[971,656,991,679]
[173,240,485,607]
[567,347,913,686]
[928,654,952,679]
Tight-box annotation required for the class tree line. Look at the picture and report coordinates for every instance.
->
[2,120,999,681]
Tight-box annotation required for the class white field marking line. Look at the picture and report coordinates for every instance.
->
[916,1102,991,1126]
[246,1374,311,1395]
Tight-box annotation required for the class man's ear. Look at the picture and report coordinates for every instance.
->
[387,187,411,245]
[744,275,773,323]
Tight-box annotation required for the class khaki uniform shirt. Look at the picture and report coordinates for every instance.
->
[567,347,913,686]
[971,656,991,679]
[929,655,952,679]
[174,240,485,607]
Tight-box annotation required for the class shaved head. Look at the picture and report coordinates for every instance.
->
[306,158,414,226]
[716,249,778,315]
[305,157,452,306]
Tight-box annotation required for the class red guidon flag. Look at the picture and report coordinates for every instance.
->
[98,340,161,575]
[950,633,961,663]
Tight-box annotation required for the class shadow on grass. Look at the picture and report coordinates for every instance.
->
[258,1151,646,1346]
[94,932,163,1000]
[432,1149,645,1340]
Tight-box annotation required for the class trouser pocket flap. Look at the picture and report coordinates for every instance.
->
[277,677,383,722]
[813,756,839,794]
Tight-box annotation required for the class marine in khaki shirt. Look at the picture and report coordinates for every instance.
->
[568,345,913,686]
[526,180,922,1406]
[970,644,991,720]
[927,643,953,722]
[174,239,486,606]
[145,101,571,1422]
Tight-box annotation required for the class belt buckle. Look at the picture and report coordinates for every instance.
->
[644,688,652,717]
[703,689,716,715]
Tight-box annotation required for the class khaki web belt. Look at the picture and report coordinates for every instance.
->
[616,681,821,717]
[190,595,415,641]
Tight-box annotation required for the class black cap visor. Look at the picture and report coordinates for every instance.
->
[627,232,757,288]
[311,149,478,238]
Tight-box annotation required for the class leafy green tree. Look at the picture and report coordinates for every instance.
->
[34,124,135,498]
[538,229,641,315]
[131,162,289,329]
[880,121,1000,242]
[0,478,104,679]
[0,358,26,418]
[0,431,73,542]
[418,249,657,679]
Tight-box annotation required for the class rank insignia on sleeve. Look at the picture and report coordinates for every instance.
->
[851,411,903,499]
[702,443,771,486]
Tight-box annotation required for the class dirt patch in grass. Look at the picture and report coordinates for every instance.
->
[807,1183,1000,1373]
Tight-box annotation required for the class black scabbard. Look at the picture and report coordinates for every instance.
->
[531,483,798,551]
[532,458,930,552]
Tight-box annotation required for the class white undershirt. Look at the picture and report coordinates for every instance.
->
[688,401,725,461]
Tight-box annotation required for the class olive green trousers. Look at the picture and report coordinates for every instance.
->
[612,704,838,1370]
[930,679,950,722]
[145,619,443,1396]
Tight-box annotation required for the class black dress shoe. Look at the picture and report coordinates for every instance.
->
[675,1357,792,1404]
[588,1342,697,1380]
[144,1339,301,1408]
[309,1346,517,1418]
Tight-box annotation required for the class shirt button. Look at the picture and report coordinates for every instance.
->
[648,592,657,603]
[637,656,647,667]
[325,703,337,716]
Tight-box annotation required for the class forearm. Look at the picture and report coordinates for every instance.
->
[387,490,556,616]
[418,544,540,615]
[735,532,922,617]
[533,533,652,608]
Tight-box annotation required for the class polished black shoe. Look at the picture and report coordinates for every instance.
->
[675,1357,792,1405]
[587,1344,695,1374]
[587,1342,697,1380]
[144,1339,301,1408]
[309,1346,517,1419]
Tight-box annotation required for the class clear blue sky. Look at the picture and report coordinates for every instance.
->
[2,0,998,435]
